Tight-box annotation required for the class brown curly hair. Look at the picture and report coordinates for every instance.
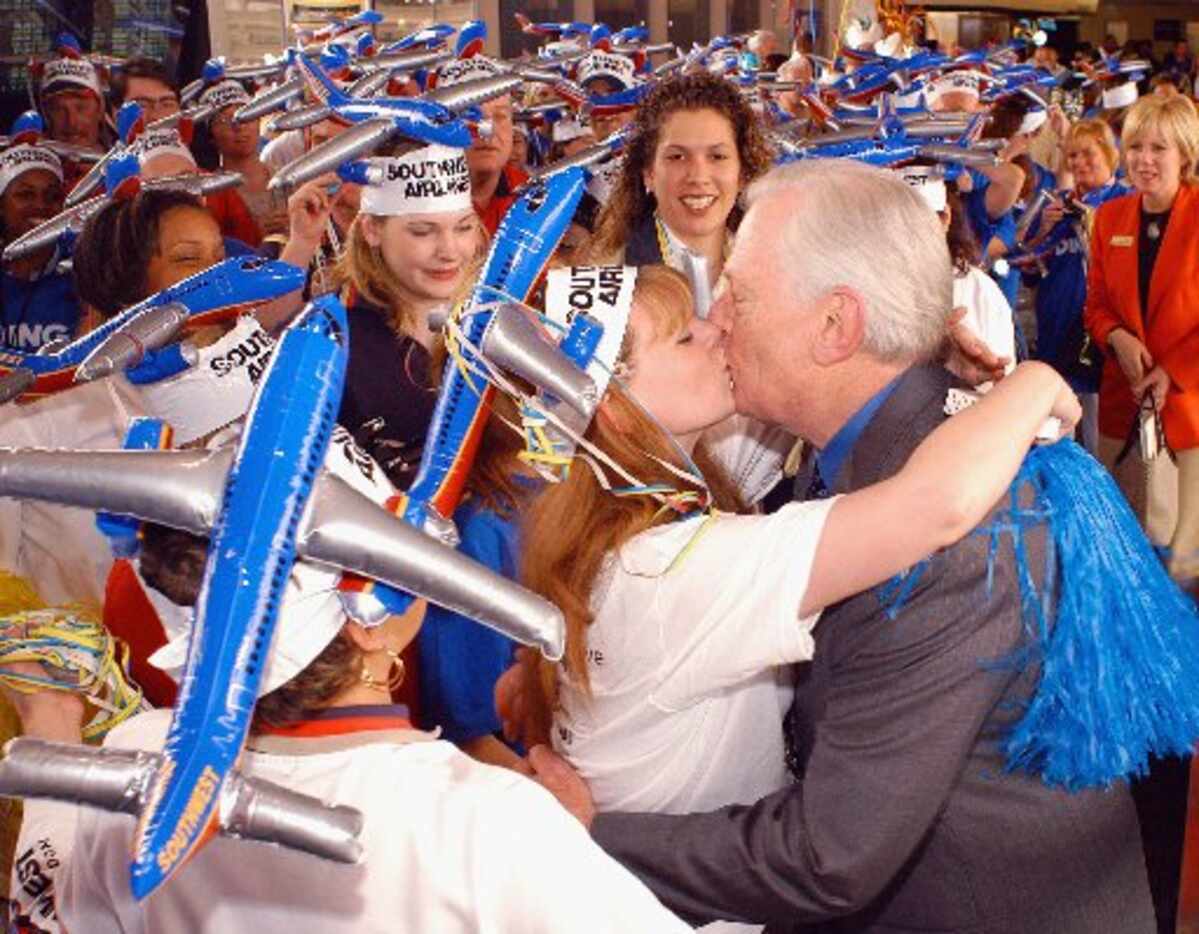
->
[589,74,775,259]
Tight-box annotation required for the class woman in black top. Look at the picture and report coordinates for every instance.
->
[333,142,485,489]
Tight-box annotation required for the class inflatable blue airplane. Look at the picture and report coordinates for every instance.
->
[265,49,492,192]
[0,255,303,404]
[3,151,242,263]
[0,293,566,899]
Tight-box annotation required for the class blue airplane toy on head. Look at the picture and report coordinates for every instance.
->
[266,50,491,192]
[0,291,566,899]
[0,256,305,404]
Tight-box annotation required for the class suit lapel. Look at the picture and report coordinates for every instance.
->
[1109,195,1147,338]
[1147,184,1196,323]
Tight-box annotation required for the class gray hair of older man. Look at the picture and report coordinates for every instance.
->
[744,160,953,363]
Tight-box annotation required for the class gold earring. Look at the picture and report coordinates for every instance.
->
[384,649,405,692]
[360,648,405,694]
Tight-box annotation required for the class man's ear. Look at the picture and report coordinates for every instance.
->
[810,287,867,366]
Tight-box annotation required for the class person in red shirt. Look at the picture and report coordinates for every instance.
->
[433,56,526,234]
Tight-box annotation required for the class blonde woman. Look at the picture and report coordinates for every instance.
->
[1084,93,1199,585]
[333,143,485,489]
[1024,118,1130,450]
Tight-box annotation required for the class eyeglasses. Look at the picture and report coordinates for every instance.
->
[131,95,180,115]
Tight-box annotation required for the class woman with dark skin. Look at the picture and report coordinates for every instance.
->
[0,137,78,351]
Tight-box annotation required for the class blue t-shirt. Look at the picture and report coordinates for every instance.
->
[1028,175,1130,392]
[417,499,521,744]
[1,267,80,352]
[966,169,1020,304]
[965,168,1003,247]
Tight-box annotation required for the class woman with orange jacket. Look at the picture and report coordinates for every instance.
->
[1084,93,1199,585]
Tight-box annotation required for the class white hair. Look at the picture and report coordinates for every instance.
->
[744,160,953,362]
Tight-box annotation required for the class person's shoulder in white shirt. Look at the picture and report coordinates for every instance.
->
[554,498,838,817]
[23,709,689,934]
[953,266,1016,373]
[0,378,147,604]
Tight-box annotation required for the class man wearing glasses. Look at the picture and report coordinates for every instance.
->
[109,57,181,124]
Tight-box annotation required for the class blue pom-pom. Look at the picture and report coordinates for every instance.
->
[987,441,1199,790]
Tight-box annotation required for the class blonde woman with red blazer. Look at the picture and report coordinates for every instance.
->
[1084,94,1199,584]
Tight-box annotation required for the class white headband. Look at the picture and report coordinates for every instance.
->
[544,265,637,405]
[930,71,982,103]
[552,118,592,144]
[577,52,636,90]
[1018,108,1048,136]
[1102,81,1138,110]
[199,79,251,112]
[130,127,197,170]
[359,144,472,216]
[147,423,398,695]
[897,166,947,214]
[137,317,274,444]
[844,20,884,51]
[435,56,501,88]
[41,58,102,98]
[0,144,63,196]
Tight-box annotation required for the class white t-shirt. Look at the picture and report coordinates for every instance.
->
[259,129,306,172]
[953,266,1017,375]
[12,709,691,934]
[553,498,837,817]
[0,378,147,604]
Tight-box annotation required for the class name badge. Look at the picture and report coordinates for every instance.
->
[1111,235,1134,247]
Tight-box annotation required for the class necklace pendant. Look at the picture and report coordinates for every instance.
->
[1147,221,1160,241]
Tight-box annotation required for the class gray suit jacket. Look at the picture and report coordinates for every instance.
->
[592,364,1153,934]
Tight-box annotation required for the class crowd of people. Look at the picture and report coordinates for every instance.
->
[0,11,1197,934]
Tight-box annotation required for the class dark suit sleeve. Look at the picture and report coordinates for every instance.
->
[592,532,1035,927]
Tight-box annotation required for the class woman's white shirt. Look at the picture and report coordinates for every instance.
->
[13,709,691,934]
[553,498,838,817]
[0,378,147,604]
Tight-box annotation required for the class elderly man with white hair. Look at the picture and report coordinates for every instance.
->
[527,160,1154,934]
